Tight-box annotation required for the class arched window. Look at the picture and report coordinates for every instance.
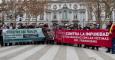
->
[63,4,68,8]
[62,10,68,20]
[53,5,57,10]
[53,14,57,19]
[74,14,77,19]
[53,12,57,19]
[40,14,44,20]
[59,4,61,8]
[69,4,72,8]
[48,4,51,9]
[73,4,77,9]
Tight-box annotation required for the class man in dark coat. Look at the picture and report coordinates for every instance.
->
[0,29,3,46]
[106,23,115,53]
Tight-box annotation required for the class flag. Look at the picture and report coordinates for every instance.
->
[109,24,115,34]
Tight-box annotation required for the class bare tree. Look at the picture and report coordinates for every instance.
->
[0,0,48,25]
[0,0,7,24]
[85,0,113,28]
[20,0,48,24]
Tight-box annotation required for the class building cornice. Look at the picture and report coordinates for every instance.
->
[47,1,85,3]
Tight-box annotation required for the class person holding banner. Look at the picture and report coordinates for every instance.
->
[106,23,115,53]
[0,29,3,46]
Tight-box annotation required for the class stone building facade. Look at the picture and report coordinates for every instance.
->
[1,0,114,28]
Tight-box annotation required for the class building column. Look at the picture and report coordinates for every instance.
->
[112,9,115,23]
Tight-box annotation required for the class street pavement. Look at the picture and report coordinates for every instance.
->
[0,45,115,60]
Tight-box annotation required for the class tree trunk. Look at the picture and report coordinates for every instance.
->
[35,16,38,25]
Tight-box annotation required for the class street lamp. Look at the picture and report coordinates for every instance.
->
[97,0,100,23]
[97,0,102,29]
[0,3,6,24]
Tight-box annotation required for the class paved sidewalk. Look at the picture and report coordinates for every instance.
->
[0,45,114,60]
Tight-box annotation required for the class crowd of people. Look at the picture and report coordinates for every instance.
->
[52,21,114,53]
[52,23,100,51]
[52,21,113,31]
[0,23,49,29]
[0,20,112,30]
[0,21,115,53]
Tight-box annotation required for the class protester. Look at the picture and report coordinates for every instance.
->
[102,23,107,29]
[106,21,112,29]
[91,24,99,51]
[106,23,115,53]
[1,24,8,29]
[17,23,24,29]
[83,24,90,48]
[96,23,100,29]
[0,21,114,53]
[46,29,54,44]
[111,23,115,53]
[0,29,3,46]
[105,21,113,53]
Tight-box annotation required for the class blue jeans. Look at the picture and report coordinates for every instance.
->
[112,38,115,54]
